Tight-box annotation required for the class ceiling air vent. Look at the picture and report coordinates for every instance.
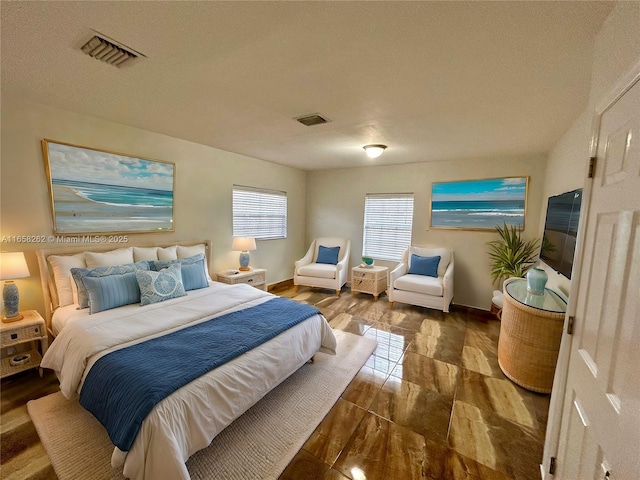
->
[81,35,139,67]
[295,114,330,127]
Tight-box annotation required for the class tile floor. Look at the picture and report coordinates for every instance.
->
[277,287,550,480]
[0,286,550,480]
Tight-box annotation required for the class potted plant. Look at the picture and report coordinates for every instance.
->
[487,222,540,287]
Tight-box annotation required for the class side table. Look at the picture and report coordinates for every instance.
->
[1,310,49,379]
[216,268,267,291]
[351,265,388,301]
[498,278,567,393]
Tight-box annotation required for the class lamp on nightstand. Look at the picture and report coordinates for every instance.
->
[232,237,257,271]
[0,251,30,322]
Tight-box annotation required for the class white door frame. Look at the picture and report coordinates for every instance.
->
[541,56,640,479]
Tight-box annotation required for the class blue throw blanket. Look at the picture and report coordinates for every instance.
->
[79,297,320,451]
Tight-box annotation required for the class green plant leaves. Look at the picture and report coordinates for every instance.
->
[486,222,540,287]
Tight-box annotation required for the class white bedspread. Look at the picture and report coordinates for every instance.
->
[41,282,336,480]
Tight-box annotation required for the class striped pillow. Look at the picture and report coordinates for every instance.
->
[71,261,150,309]
[82,272,141,314]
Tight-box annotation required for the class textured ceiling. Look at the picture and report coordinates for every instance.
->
[1,1,614,170]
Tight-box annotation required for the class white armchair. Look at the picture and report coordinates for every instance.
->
[388,245,454,312]
[294,238,350,295]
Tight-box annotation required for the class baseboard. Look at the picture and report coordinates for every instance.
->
[268,278,294,293]
[268,282,498,321]
[451,303,497,321]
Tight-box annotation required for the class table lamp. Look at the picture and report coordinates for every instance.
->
[232,237,256,271]
[0,251,30,322]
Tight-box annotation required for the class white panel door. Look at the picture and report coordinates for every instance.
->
[555,76,640,479]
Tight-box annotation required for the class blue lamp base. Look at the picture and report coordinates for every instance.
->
[2,281,23,323]
[239,251,251,271]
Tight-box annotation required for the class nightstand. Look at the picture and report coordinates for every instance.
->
[351,265,388,301]
[1,310,49,379]
[216,268,267,291]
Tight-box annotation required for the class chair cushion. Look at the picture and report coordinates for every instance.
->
[394,274,443,296]
[409,247,450,276]
[316,245,340,265]
[408,254,440,277]
[297,263,337,279]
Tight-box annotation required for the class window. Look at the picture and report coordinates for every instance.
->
[233,185,287,239]
[362,193,414,261]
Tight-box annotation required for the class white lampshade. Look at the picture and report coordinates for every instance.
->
[363,144,387,159]
[232,237,257,252]
[0,252,30,280]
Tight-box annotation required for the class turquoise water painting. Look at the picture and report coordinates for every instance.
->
[431,177,527,230]
[43,140,175,234]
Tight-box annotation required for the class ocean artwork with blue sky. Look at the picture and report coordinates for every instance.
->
[430,177,528,230]
[43,139,174,234]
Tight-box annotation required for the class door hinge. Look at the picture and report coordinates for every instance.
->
[567,316,575,335]
[549,456,557,475]
[588,156,597,178]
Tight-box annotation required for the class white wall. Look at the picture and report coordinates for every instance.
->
[537,0,640,298]
[537,110,592,297]
[0,96,307,315]
[306,155,546,310]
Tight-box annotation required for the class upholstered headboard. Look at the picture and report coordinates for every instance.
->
[36,240,213,334]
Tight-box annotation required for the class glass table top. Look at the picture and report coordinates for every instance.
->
[506,279,567,313]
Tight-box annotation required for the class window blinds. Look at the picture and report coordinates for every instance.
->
[362,193,414,261]
[232,186,287,239]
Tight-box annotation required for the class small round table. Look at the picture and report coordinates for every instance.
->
[498,279,567,393]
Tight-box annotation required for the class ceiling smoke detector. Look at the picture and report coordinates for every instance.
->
[295,114,330,127]
[80,34,141,67]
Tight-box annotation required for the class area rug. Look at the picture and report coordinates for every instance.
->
[27,330,376,480]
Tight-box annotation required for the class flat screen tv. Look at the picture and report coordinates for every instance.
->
[540,188,583,279]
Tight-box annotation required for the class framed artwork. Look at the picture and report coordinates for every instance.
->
[430,176,528,230]
[42,139,175,234]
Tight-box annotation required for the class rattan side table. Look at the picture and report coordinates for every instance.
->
[498,279,567,393]
[0,310,49,378]
[351,265,388,301]
[216,268,267,291]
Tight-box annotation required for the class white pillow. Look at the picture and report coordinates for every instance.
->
[85,247,134,268]
[133,246,159,262]
[70,272,79,306]
[177,244,212,281]
[48,253,86,307]
[177,244,205,258]
[157,245,178,261]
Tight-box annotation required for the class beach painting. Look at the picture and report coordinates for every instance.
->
[42,140,175,234]
[430,177,528,230]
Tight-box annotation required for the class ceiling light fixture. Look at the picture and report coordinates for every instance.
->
[363,144,387,159]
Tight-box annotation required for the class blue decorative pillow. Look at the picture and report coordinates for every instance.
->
[408,254,441,277]
[316,245,340,265]
[181,260,209,291]
[82,272,141,314]
[150,254,208,291]
[135,264,187,306]
[150,253,205,271]
[71,261,149,309]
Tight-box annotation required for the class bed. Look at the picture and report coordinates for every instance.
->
[36,241,337,480]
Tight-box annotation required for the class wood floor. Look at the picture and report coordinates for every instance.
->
[1,286,550,480]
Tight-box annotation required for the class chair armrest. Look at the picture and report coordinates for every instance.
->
[294,243,315,270]
[337,243,350,269]
[442,258,454,290]
[390,263,408,285]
